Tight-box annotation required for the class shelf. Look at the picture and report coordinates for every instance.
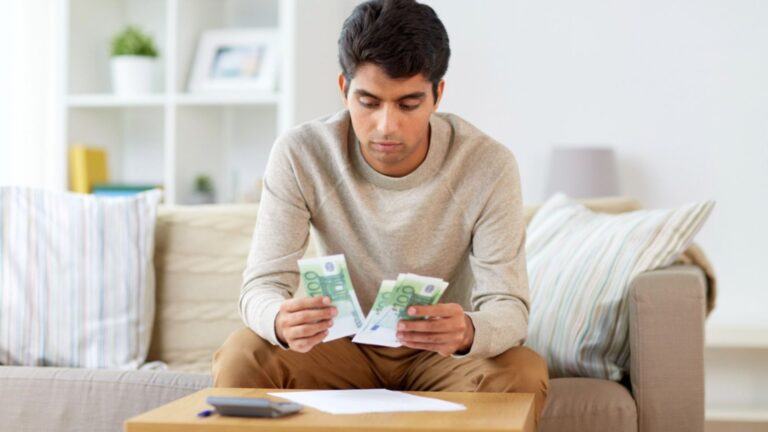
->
[63,0,347,204]
[68,94,167,108]
[707,407,768,422]
[68,93,282,108]
[175,93,281,106]
[706,325,768,349]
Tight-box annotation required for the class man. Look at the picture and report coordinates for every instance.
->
[213,0,549,422]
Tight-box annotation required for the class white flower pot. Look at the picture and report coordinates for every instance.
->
[111,56,158,95]
[187,191,215,205]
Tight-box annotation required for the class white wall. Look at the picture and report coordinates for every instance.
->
[291,0,356,124]
[423,0,768,328]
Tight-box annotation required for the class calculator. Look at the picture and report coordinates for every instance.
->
[205,396,304,418]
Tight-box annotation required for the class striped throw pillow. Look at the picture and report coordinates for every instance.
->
[524,193,714,380]
[0,187,162,369]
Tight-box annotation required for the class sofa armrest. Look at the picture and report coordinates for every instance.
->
[629,264,707,432]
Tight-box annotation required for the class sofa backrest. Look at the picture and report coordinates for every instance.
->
[147,205,259,372]
[147,196,642,372]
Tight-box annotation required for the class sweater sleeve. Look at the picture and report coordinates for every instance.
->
[239,135,311,347]
[458,153,530,358]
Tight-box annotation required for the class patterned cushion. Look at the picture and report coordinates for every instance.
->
[0,187,162,368]
[524,193,714,380]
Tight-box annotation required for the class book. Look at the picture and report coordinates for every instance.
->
[91,184,159,197]
[69,145,108,193]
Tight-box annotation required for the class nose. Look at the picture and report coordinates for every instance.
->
[375,104,399,138]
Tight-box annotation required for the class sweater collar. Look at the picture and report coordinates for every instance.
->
[349,112,451,191]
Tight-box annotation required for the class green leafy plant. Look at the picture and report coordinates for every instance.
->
[111,26,159,57]
[195,175,213,194]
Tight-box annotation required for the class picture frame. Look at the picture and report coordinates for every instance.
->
[188,29,278,93]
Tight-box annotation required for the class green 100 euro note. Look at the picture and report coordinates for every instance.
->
[352,273,449,347]
[298,254,366,342]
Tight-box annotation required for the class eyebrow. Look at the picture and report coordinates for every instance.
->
[354,89,426,101]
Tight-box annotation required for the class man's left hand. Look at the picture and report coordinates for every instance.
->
[396,303,475,356]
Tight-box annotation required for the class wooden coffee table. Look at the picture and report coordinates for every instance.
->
[124,387,535,432]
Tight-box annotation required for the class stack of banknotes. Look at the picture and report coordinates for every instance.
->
[298,254,449,347]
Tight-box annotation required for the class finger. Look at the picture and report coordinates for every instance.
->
[292,329,330,353]
[398,330,461,345]
[407,303,463,318]
[281,296,332,313]
[285,307,338,326]
[397,318,458,333]
[400,318,461,333]
[286,319,334,340]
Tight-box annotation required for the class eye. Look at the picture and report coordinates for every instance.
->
[359,98,379,109]
[400,104,419,111]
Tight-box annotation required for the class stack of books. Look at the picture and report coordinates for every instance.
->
[68,145,160,197]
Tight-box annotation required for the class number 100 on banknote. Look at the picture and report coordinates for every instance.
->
[298,255,366,342]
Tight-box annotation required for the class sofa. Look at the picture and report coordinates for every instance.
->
[0,198,709,432]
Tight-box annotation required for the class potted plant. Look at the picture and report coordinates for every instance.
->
[110,26,159,95]
[188,175,215,204]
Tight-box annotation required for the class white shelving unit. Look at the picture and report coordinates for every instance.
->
[62,0,307,205]
[705,324,768,430]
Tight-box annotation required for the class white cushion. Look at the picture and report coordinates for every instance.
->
[524,193,714,380]
[0,187,162,369]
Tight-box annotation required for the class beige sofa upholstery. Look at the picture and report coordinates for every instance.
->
[0,200,707,432]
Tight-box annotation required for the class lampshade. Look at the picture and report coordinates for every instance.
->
[545,146,619,198]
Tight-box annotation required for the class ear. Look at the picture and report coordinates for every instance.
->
[338,73,349,107]
[433,79,445,111]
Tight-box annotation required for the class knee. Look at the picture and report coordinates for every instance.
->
[213,327,269,364]
[488,346,549,421]
[212,327,274,387]
[485,346,550,397]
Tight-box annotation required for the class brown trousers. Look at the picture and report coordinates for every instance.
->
[212,327,549,422]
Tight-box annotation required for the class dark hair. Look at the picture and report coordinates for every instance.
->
[338,0,450,102]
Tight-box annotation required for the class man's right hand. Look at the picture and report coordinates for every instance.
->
[275,296,337,353]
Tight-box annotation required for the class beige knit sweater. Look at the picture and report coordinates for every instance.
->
[240,109,529,358]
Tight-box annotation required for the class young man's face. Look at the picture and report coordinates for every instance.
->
[339,63,444,177]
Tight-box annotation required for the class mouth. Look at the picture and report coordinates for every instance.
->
[371,141,401,153]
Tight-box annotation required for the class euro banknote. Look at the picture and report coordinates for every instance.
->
[352,273,448,347]
[298,254,366,342]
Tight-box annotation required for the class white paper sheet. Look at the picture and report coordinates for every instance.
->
[267,389,467,415]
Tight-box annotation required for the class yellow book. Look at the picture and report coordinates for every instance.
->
[69,145,109,193]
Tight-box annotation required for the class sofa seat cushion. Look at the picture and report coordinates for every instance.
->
[0,366,211,432]
[541,377,637,432]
